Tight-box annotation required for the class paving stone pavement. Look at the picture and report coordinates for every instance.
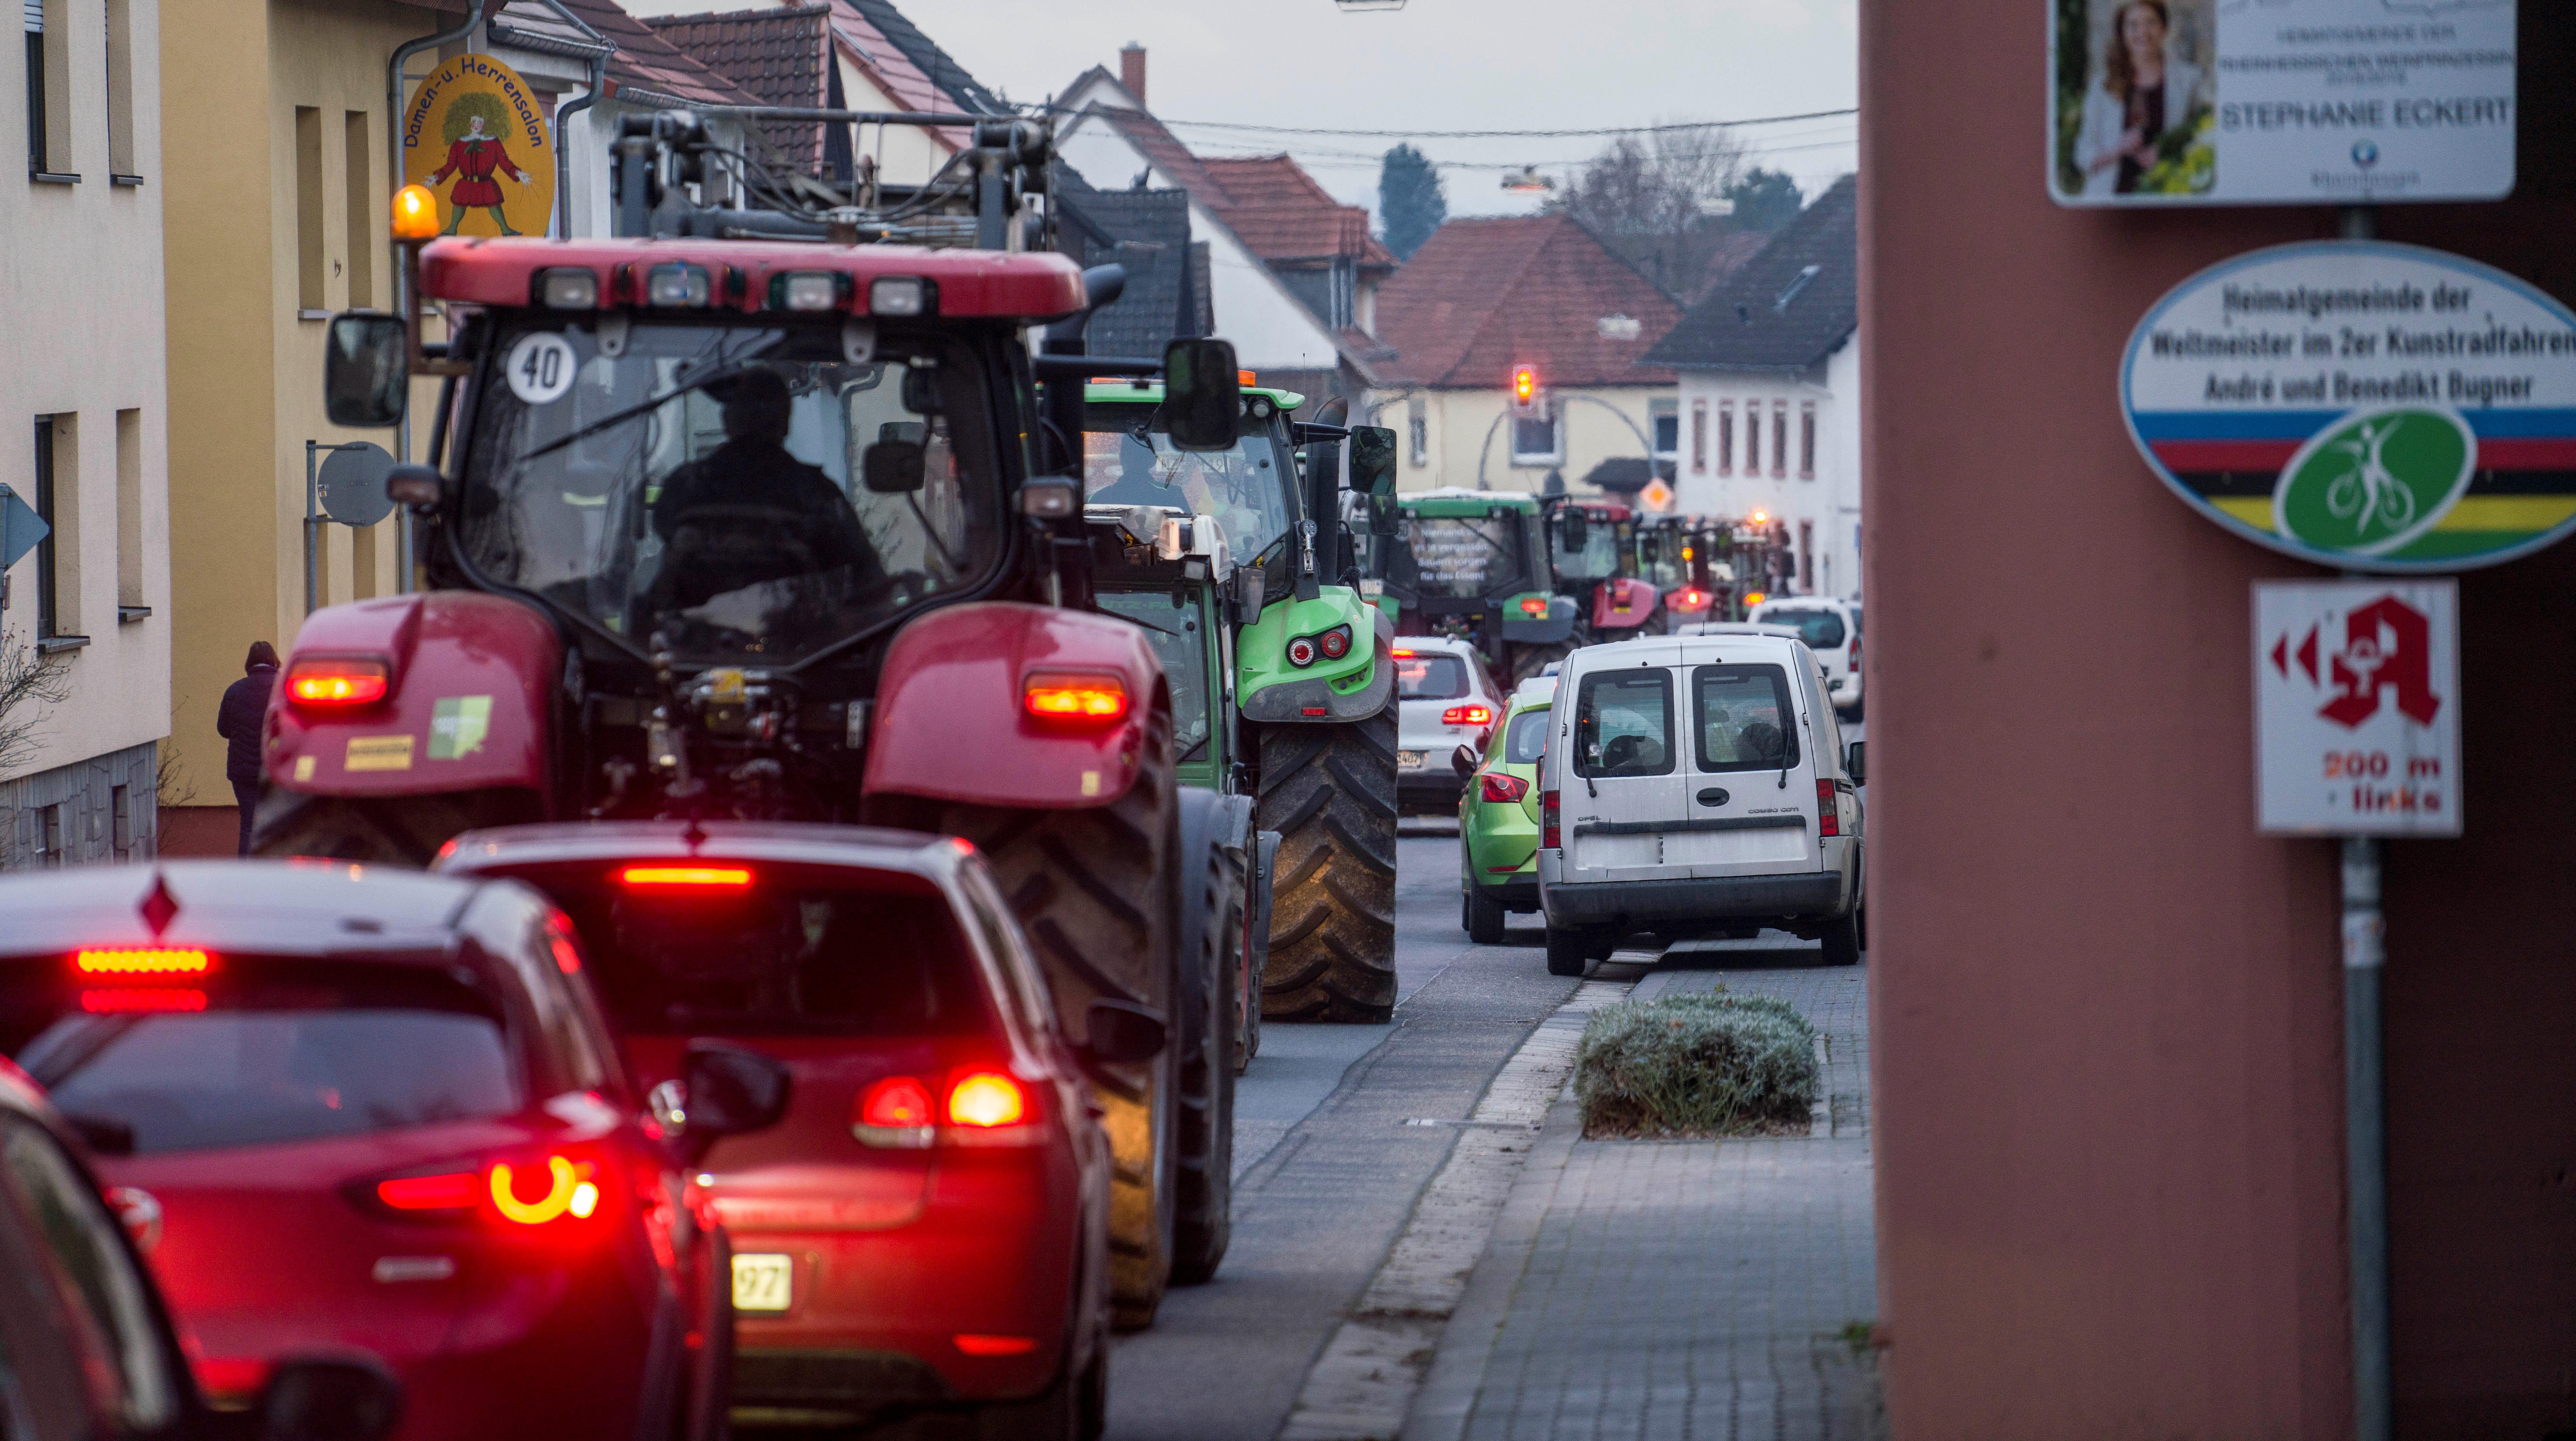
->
[1421,940,1884,1441]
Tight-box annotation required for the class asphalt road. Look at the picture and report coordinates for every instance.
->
[1104,826,1578,1441]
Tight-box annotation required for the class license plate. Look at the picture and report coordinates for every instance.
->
[1398,750,1426,768]
[732,1253,792,1313]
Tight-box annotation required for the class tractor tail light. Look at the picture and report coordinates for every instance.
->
[1817,778,1840,837]
[1541,791,1561,849]
[1317,626,1350,660]
[1517,595,1549,617]
[1286,636,1317,667]
[1023,673,1130,724]
[284,657,391,706]
[1479,773,1529,803]
[1442,705,1493,727]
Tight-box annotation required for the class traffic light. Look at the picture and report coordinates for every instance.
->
[1509,365,1543,418]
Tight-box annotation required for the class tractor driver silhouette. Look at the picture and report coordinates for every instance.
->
[650,369,879,609]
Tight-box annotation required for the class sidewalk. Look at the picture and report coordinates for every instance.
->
[1409,940,1884,1441]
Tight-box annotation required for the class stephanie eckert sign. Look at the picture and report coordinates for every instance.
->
[2050,0,2514,206]
[2254,579,2458,835]
[2123,241,2576,571]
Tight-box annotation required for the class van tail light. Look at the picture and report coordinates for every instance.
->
[1848,635,1862,673]
[1023,672,1130,724]
[1442,704,1493,727]
[371,1151,604,1225]
[1541,790,1561,849]
[284,656,392,706]
[1817,778,1840,837]
[1479,772,1529,803]
[853,1076,937,1149]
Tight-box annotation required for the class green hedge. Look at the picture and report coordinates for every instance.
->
[1573,990,1818,1137]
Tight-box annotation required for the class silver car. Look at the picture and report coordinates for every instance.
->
[1393,635,1508,813]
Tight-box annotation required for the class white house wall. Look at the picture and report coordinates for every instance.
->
[1670,333,1862,600]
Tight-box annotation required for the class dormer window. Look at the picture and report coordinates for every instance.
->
[1774,265,1821,312]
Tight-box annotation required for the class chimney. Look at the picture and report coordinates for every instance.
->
[1119,43,1146,108]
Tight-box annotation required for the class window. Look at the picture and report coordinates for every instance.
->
[1799,401,1817,479]
[1099,590,1210,764]
[24,0,47,174]
[1749,605,1846,649]
[1772,400,1788,477]
[1692,664,1797,772]
[1395,651,1471,700]
[1573,669,1674,778]
[0,1118,182,1431]
[32,416,58,639]
[1502,707,1549,764]
[109,783,129,858]
[1649,398,1678,462]
[1716,402,1733,477]
[1407,396,1427,467]
[1746,401,1762,474]
[1510,403,1559,466]
[342,111,373,307]
[35,804,61,866]
[1690,400,1707,474]
[294,107,325,312]
[103,0,132,178]
[113,408,139,610]
[1799,519,1815,593]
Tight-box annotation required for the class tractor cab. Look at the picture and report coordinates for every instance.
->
[1375,489,1576,682]
[1635,514,1733,624]
[1545,498,1660,636]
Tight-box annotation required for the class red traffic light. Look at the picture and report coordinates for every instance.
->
[1510,365,1542,416]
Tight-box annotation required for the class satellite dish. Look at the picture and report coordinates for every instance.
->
[318,443,397,528]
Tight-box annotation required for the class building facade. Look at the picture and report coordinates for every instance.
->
[1648,177,1859,598]
[1,0,169,866]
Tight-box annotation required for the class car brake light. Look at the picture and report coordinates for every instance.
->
[77,948,210,975]
[1849,636,1862,672]
[80,988,206,1014]
[945,1072,1027,1128]
[956,1334,1039,1357]
[1442,705,1493,727]
[378,1172,482,1211]
[1479,773,1529,803]
[1391,648,1416,658]
[489,1155,598,1225]
[284,657,391,706]
[621,865,752,888]
[1023,672,1130,723]
[858,1076,934,1128]
[1541,790,1561,849]
[1817,777,1840,837]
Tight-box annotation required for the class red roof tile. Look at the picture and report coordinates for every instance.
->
[1373,215,1679,389]
[1201,156,1394,267]
[825,0,968,150]
[486,0,768,109]
[644,6,833,169]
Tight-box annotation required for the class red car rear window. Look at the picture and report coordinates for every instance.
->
[546,873,992,1040]
[0,960,520,1156]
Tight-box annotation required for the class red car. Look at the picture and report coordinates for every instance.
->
[0,861,787,1441]
[433,822,1157,1440]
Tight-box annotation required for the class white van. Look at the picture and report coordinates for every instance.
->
[1748,597,1862,716]
[1535,631,1864,975]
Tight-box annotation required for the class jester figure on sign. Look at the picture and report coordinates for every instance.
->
[426,94,533,235]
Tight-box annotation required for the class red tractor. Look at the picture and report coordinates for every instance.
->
[1545,498,1662,638]
[266,110,1246,1329]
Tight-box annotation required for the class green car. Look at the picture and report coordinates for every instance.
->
[1458,676,1558,944]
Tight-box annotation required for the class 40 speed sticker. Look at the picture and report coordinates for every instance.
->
[506,331,577,405]
[2122,241,2576,573]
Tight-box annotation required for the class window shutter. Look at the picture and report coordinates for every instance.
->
[25,0,45,33]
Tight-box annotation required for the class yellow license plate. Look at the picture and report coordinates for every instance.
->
[731,1253,792,1312]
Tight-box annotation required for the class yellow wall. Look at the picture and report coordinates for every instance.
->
[160,0,435,802]
[1378,385,1670,499]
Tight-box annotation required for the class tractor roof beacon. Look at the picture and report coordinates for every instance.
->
[279,107,1234,1330]
[1082,381,1403,1023]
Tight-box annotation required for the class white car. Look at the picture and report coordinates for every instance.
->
[1393,636,1507,813]
[1749,597,1863,716]
[1535,630,1864,975]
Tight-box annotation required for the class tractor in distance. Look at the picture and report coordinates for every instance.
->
[1544,496,1663,640]
[1370,488,1579,684]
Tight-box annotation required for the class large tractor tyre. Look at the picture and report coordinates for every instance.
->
[932,715,1183,1331]
[1170,795,1239,1286]
[1509,638,1578,685]
[1236,830,1279,1074]
[252,787,539,866]
[1257,701,1398,1023]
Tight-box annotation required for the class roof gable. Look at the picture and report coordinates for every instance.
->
[500,0,767,108]
[643,7,833,169]
[840,0,1007,115]
[1642,175,1857,372]
[1372,215,1680,389]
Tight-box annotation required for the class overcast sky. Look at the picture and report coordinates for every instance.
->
[922,0,1858,222]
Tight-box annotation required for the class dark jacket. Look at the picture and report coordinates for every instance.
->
[216,665,278,783]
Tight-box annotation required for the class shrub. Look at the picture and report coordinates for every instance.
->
[1572,990,1817,1137]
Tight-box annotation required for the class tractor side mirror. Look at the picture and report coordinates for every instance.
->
[1161,338,1241,453]
[1561,509,1589,550]
[863,437,927,494]
[324,312,409,428]
[1844,741,1865,786]
[1347,425,1397,494]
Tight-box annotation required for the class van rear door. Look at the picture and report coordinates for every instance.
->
[1560,646,1686,883]
[1668,654,1820,878]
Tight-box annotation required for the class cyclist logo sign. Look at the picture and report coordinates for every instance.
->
[2273,407,2475,556]
[2122,241,2576,572]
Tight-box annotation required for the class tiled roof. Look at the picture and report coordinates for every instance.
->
[481,0,769,109]
[1372,215,1679,390]
[1054,167,1203,356]
[1065,70,1236,206]
[1643,176,1857,372]
[839,0,1007,116]
[644,6,833,170]
[1199,157,1395,268]
[1687,231,1775,305]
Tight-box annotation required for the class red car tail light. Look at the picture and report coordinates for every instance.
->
[371,1152,602,1225]
[853,1076,938,1149]
[1023,672,1130,724]
[1479,772,1529,803]
[77,948,210,976]
[1442,704,1493,727]
[490,1155,599,1225]
[1541,791,1561,849]
[1390,648,1416,658]
[284,657,391,706]
[621,865,753,888]
[945,1072,1027,1129]
[378,1172,482,1211]
[1816,778,1840,837]
[80,988,206,1014]
[955,1335,1039,1357]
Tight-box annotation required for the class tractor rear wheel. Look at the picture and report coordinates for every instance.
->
[252,787,538,866]
[933,711,1182,1330]
[1509,639,1577,684]
[1170,813,1238,1285]
[1257,701,1398,1023]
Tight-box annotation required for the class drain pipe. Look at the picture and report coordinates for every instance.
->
[385,0,485,592]
[554,55,608,239]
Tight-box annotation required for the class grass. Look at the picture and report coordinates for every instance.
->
[1572,989,1818,1138]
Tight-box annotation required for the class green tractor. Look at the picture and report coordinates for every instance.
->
[1082,379,1404,1023]
[1371,488,1580,683]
